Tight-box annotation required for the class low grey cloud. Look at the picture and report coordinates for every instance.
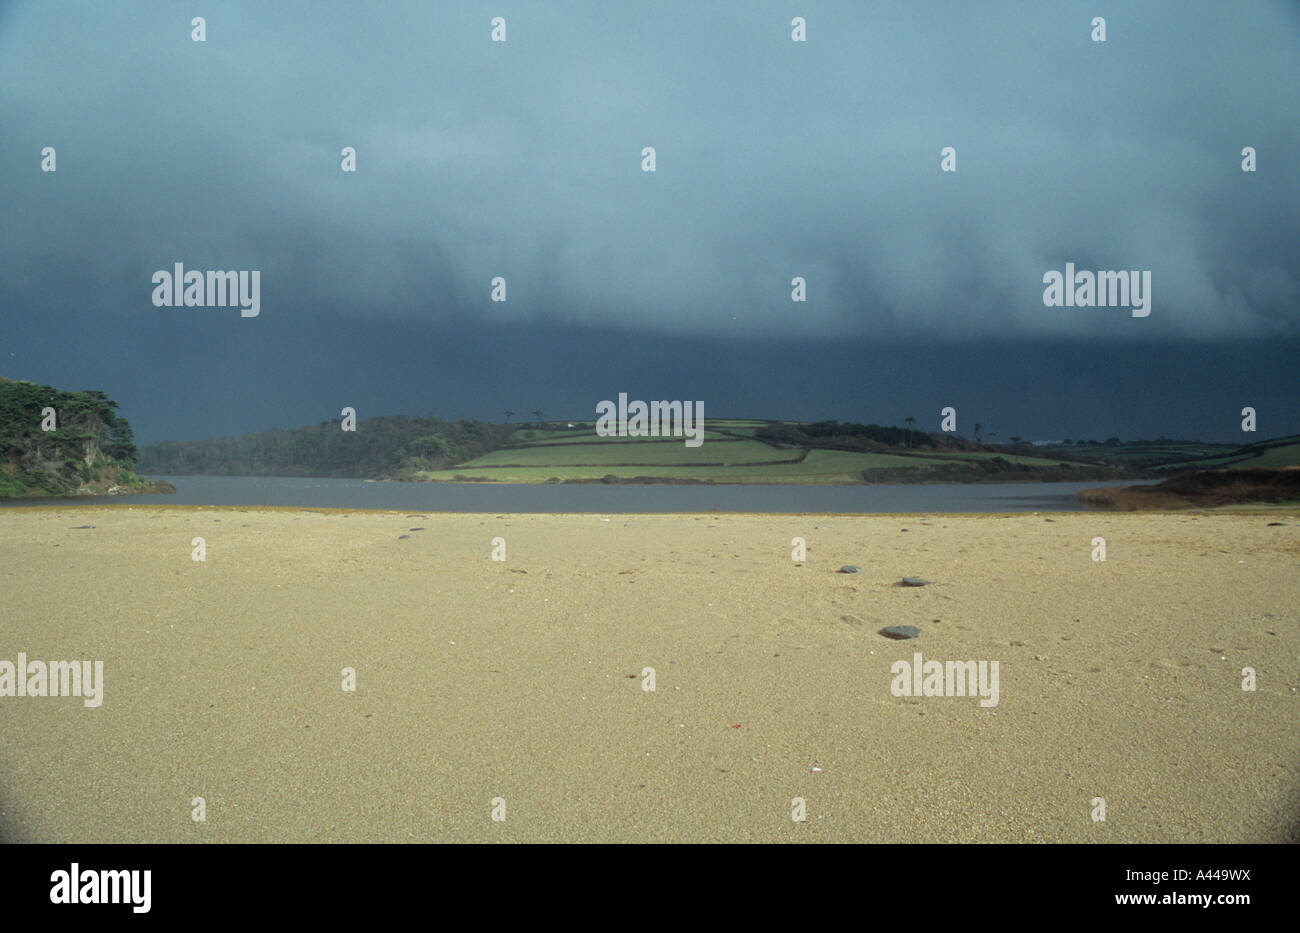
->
[2,0,1297,343]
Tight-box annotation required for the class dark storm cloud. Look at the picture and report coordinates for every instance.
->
[2,0,1297,343]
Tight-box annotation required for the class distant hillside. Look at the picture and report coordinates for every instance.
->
[410,418,1149,485]
[137,415,517,478]
[1042,435,1300,472]
[134,416,1285,486]
[0,376,167,498]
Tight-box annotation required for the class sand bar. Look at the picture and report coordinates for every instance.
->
[1,506,1296,843]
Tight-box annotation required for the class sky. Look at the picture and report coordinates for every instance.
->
[1,0,1297,445]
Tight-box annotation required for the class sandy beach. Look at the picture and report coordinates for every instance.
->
[1,506,1296,843]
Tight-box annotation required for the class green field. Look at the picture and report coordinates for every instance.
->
[415,430,1085,485]
[1049,443,1235,465]
[417,447,958,484]
[1040,438,1300,472]
[500,430,744,447]
[462,437,790,467]
[412,422,1300,486]
[1242,441,1300,467]
[506,420,783,444]
[939,451,1093,467]
[1157,438,1300,471]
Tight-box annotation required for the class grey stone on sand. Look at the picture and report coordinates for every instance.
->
[879,625,921,639]
[900,577,933,586]
[839,565,860,574]
[397,534,411,539]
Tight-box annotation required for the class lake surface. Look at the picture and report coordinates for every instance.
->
[0,475,1158,513]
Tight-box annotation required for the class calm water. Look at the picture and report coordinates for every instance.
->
[0,475,1156,513]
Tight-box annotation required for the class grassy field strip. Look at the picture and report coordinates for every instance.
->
[500,431,741,447]
[1160,443,1300,470]
[930,451,1093,467]
[415,448,974,484]
[1244,443,1300,467]
[459,439,797,467]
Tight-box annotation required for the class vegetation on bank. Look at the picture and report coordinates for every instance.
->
[1078,467,1300,510]
[0,376,169,499]
[138,415,515,478]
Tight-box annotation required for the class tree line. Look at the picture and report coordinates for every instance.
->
[137,415,517,478]
[0,377,140,496]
